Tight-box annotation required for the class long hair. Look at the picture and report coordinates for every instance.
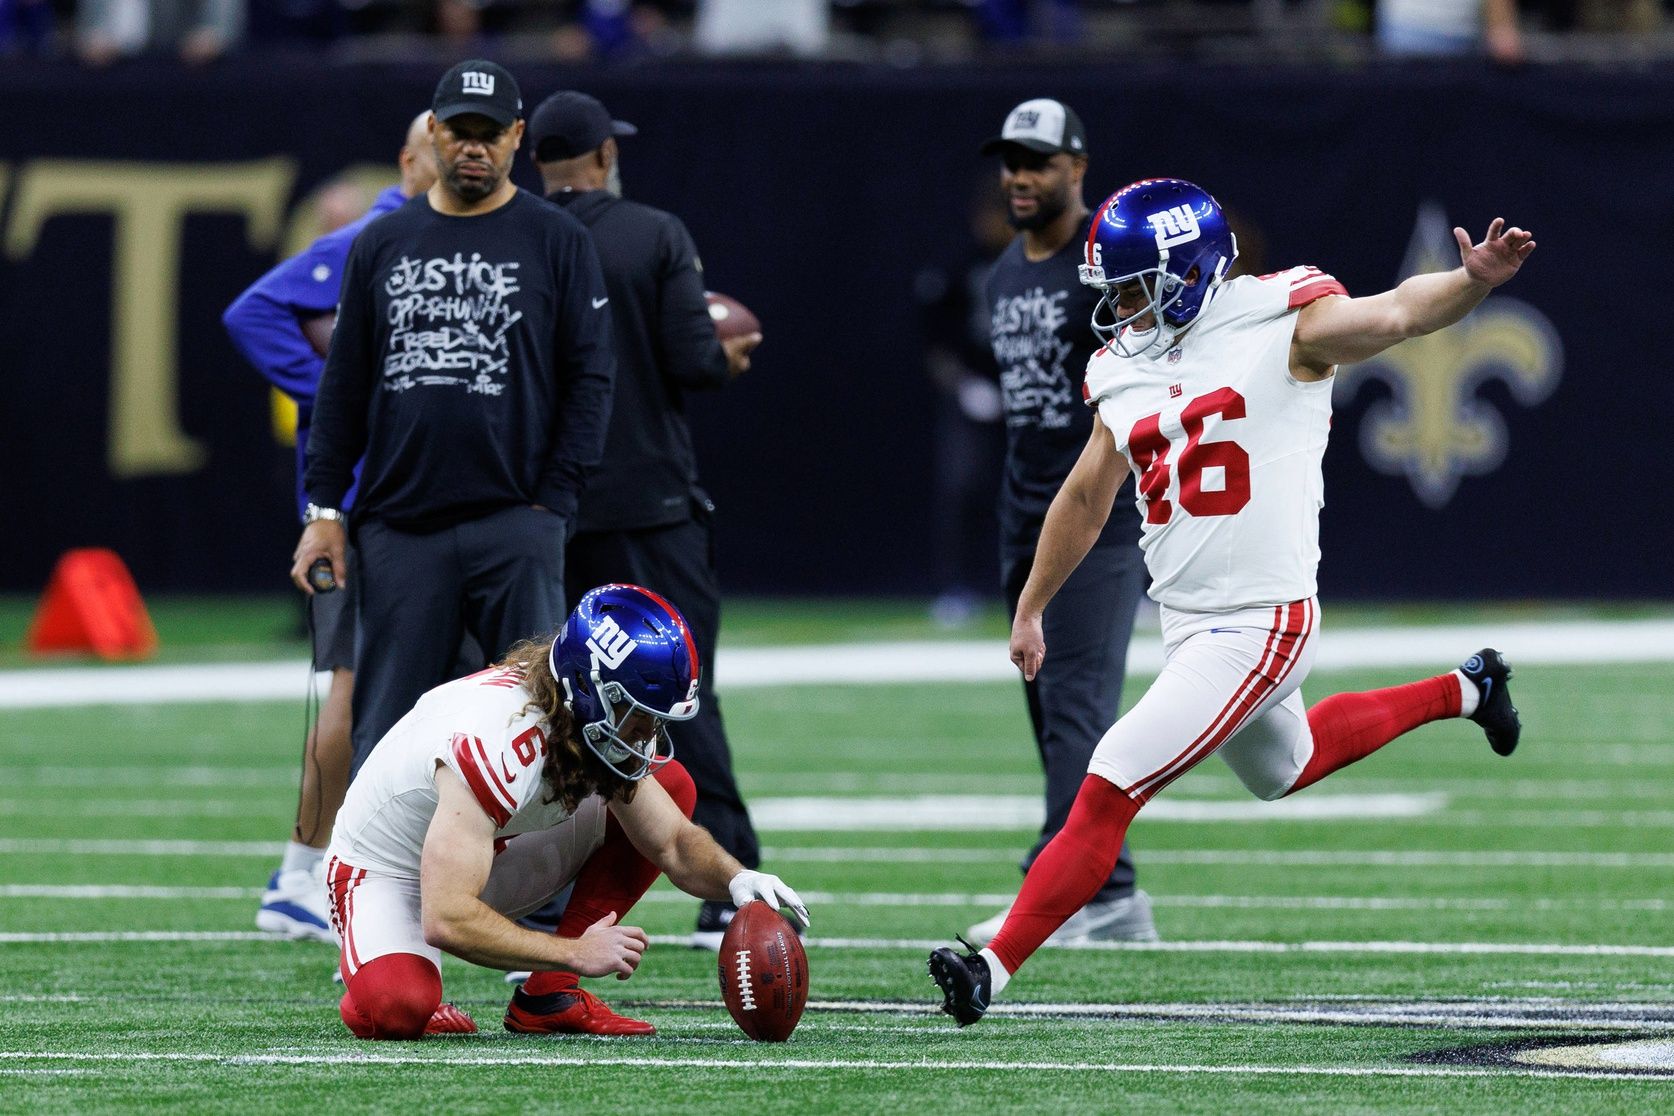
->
[496,637,641,812]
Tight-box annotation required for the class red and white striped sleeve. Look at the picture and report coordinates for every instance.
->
[1264,265,1348,309]
[443,732,520,828]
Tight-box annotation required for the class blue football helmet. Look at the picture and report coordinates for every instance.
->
[1078,178,1238,357]
[549,584,700,781]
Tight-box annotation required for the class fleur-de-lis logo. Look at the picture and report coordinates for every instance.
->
[1334,202,1562,509]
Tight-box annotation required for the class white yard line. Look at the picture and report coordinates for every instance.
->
[3,618,1671,709]
[4,929,1674,958]
[0,793,1447,827]
[757,846,1674,869]
[0,1049,1667,1081]
[7,838,1674,869]
[747,793,1444,829]
[7,884,1673,914]
[0,839,285,856]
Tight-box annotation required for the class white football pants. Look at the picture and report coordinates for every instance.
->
[1088,598,1320,802]
[325,796,607,980]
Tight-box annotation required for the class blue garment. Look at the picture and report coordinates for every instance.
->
[223,185,410,518]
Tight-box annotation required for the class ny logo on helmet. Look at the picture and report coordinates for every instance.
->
[1335,202,1562,509]
[1148,205,1201,250]
[586,616,639,671]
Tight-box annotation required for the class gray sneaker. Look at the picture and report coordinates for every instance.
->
[964,890,1160,947]
[1049,889,1159,944]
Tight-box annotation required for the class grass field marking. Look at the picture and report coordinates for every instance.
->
[759,846,1674,868]
[12,884,1674,915]
[5,617,1672,709]
[0,885,260,899]
[11,766,296,788]
[7,930,1674,958]
[0,931,273,943]
[1516,1039,1674,1071]
[0,1049,1668,1081]
[11,839,1674,870]
[750,792,1444,829]
[0,792,1445,827]
[0,839,285,856]
[772,998,1674,1031]
[0,799,269,818]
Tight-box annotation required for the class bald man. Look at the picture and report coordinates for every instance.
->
[223,111,438,943]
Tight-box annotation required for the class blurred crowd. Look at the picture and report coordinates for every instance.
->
[2,0,1668,68]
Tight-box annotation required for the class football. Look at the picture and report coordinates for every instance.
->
[704,291,761,341]
[717,901,808,1042]
[301,311,336,358]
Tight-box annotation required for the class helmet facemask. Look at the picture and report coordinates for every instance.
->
[1084,263,1189,358]
[562,672,693,782]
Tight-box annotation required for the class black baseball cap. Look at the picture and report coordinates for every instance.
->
[979,98,1088,158]
[529,91,638,162]
[432,60,523,128]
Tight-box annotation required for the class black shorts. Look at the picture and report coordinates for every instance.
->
[308,544,356,672]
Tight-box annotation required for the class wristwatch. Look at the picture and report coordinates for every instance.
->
[303,503,345,524]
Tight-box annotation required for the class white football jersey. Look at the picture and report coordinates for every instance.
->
[327,666,582,877]
[1084,267,1347,612]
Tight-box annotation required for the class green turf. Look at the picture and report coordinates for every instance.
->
[2,638,1673,1111]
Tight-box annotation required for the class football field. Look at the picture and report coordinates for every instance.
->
[3,600,1673,1113]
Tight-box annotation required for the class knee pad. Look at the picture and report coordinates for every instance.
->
[341,953,442,1040]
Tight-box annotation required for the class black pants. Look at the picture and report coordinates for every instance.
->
[350,505,568,777]
[566,499,760,869]
[1003,541,1147,901]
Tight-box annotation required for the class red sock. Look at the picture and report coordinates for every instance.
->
[1286,674,1462,795]
[522,760,696,996]
[340,953,442,1040]
[988,774,1141,976]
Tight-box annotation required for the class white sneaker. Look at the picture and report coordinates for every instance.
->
[255,863,337,944]
[964,890,1160,947]
[1052,890,1159,944]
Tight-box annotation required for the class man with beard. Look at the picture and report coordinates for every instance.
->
[965,98,1155,947]
[294,60,616,777]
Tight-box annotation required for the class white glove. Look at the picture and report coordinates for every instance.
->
[728,869,811,928]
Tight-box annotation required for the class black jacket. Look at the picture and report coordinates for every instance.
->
[547,189,729,533]
[307,190,615,530]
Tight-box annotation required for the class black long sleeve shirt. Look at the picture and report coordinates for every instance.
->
[306,190,615,530]
[548,189,729,534]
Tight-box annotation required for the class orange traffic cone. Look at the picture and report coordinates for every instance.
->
[25,549,158,661]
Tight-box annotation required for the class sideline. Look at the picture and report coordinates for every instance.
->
[2,618,1672,709]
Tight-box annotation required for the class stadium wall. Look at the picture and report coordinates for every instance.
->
[1,59,1668,599]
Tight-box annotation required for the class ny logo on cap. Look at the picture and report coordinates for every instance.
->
[461,71,495,96]
[1014,110,1040,129]
[1148,205,1201,249]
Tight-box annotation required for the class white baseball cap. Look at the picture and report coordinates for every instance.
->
[980,98,1088,157]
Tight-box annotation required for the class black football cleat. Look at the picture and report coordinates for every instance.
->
[927,936,992,1028]
[1459,648,1521,756]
